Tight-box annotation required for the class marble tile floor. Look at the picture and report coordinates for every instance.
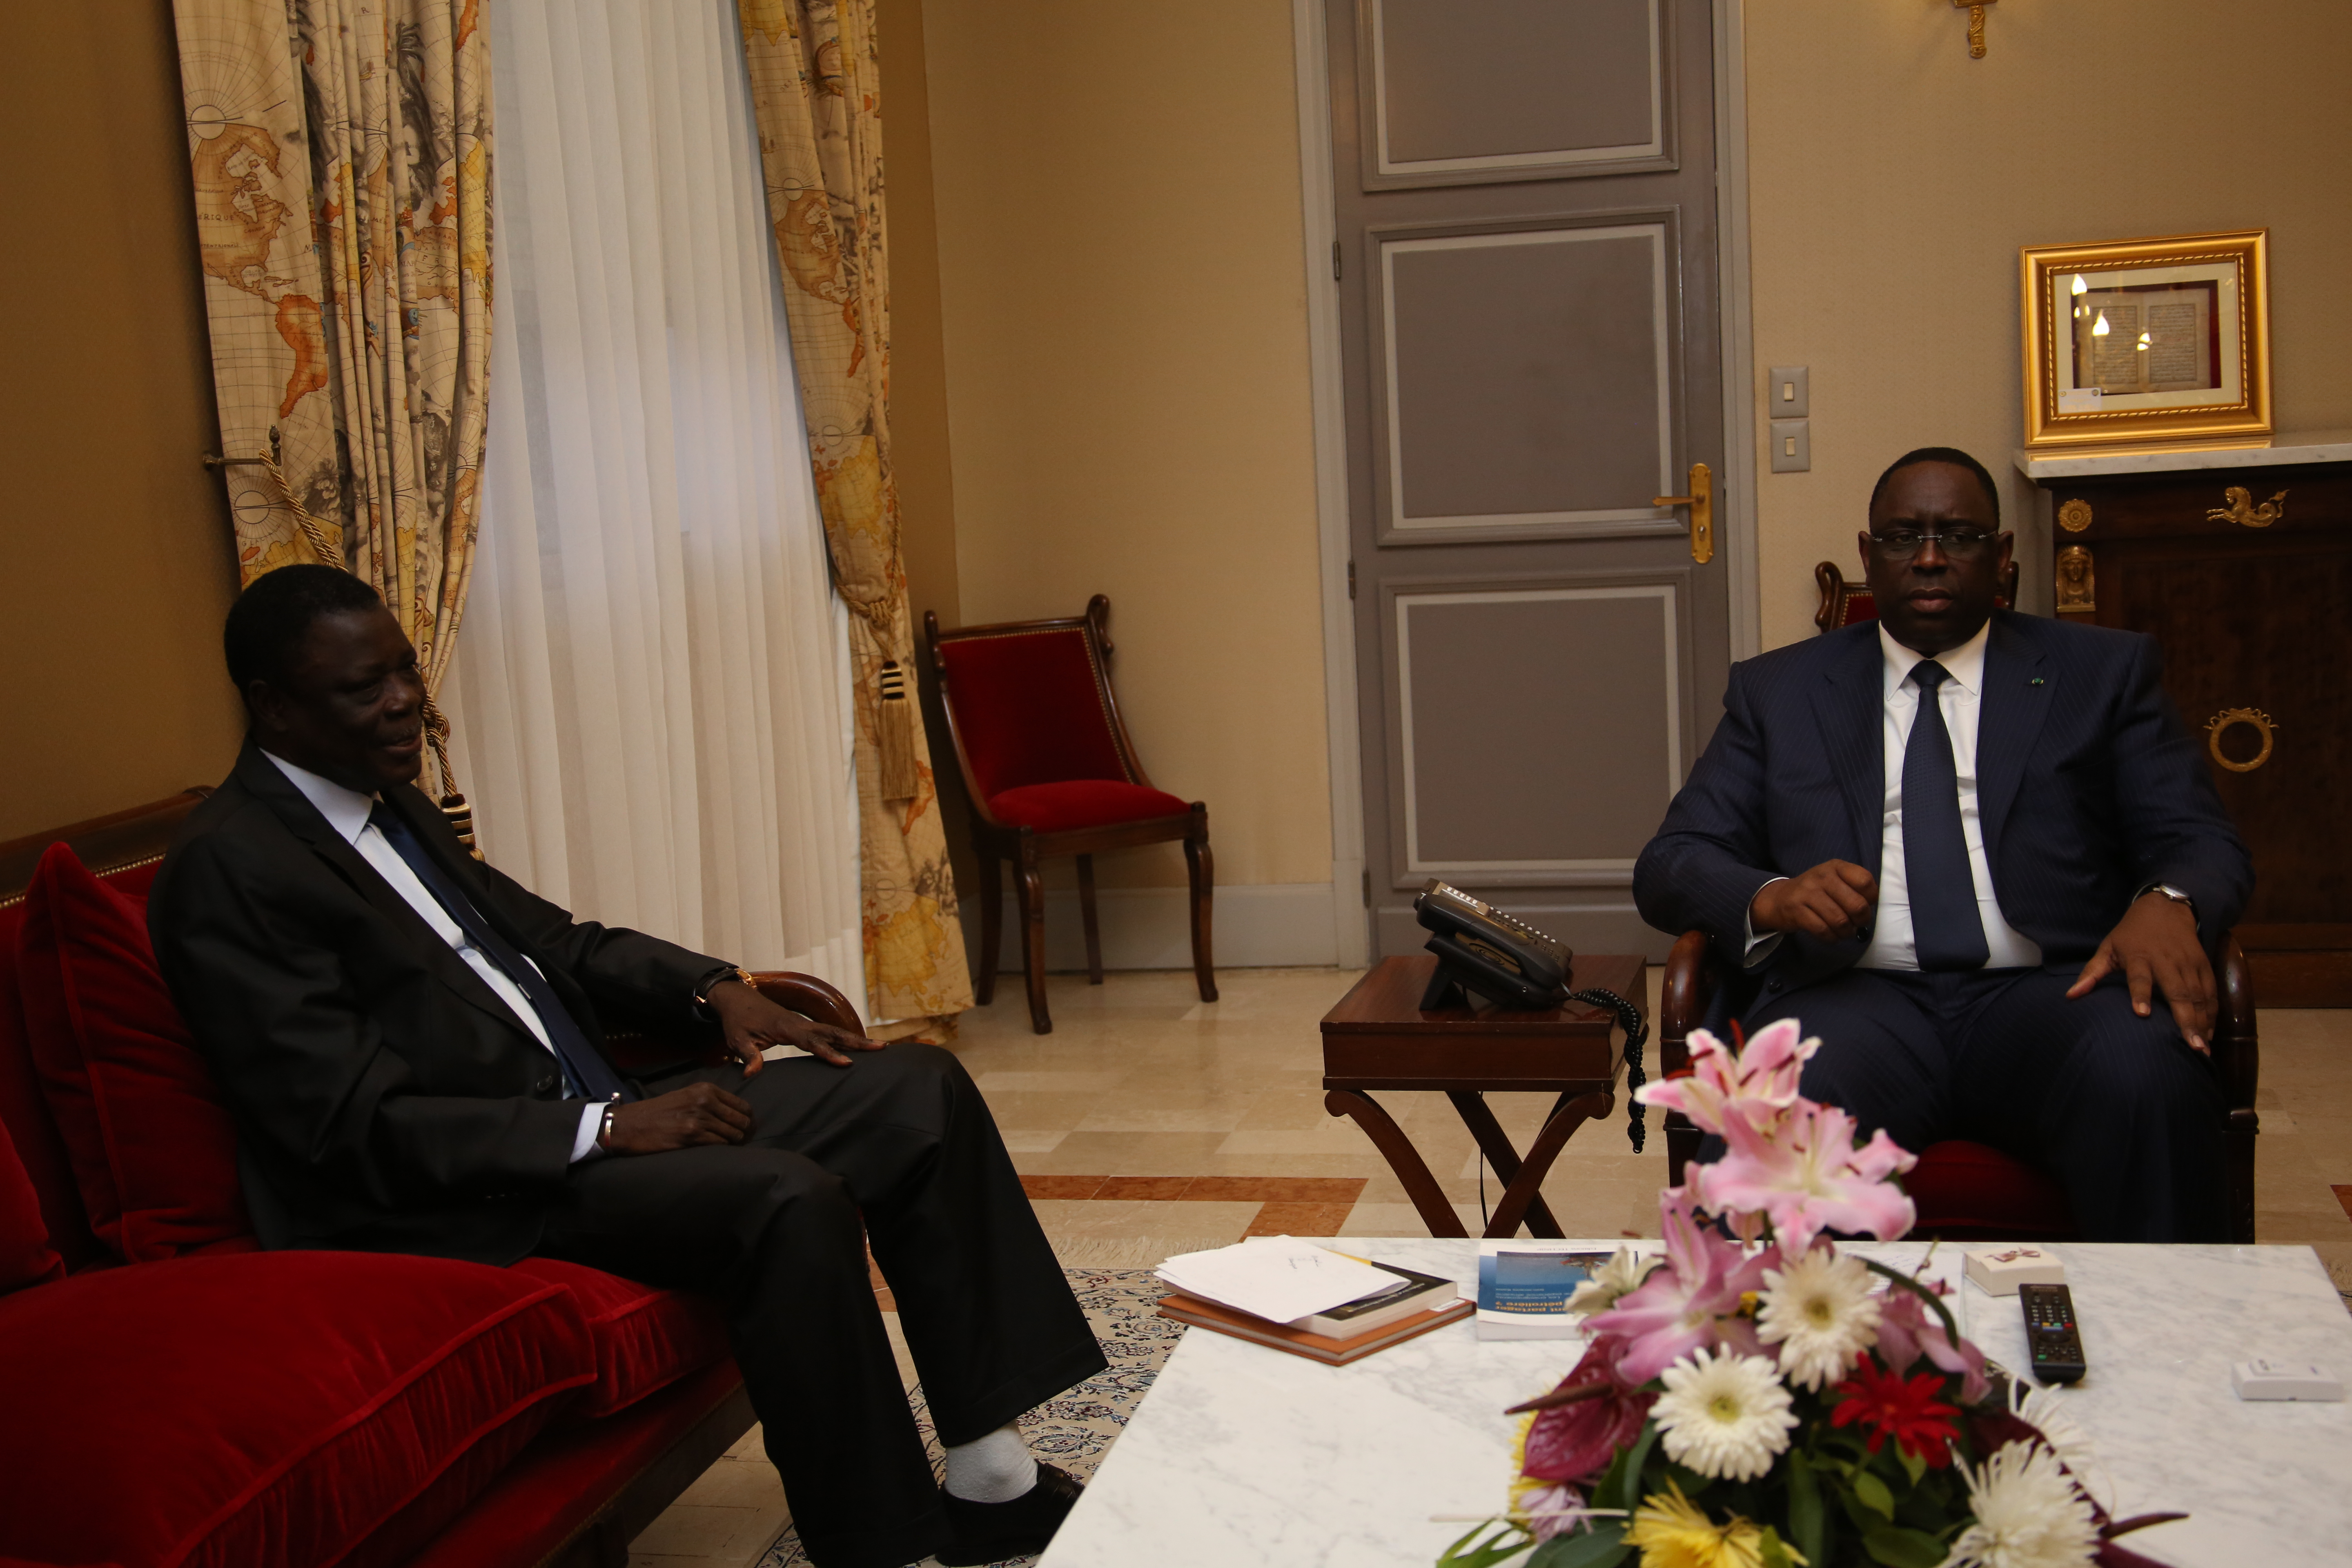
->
[632,963,2352,1567]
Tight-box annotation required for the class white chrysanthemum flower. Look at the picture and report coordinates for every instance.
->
[1566,1246,1661,1316]
[1651,1348,1798,1482]
[1947,1440,2100,1568]
[2014,1387,2109,1511]
[1755,1247,1881,1389]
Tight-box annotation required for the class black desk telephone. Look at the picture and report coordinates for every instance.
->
[1413,880,1571,1011]
[1412,880,1649,1151]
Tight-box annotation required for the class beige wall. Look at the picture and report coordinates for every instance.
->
[1743,0,2352,649]
[0,1,244,842]
[918,0,1331,890]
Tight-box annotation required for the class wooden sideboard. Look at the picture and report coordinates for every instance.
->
[2021,439,2350,1006]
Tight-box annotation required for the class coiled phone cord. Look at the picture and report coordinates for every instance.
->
[1561,987,1647,1153]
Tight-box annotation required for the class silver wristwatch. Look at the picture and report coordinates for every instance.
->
[2142,883,2196,916]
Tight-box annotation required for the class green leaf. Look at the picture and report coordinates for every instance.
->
[1437,1523,1535,1568]
[1528,1521,1630,1568]
[1758,1524,1799,1568]
[1896,1442,1926,1487]
[1851,1470,1895,1519]
[1788,1453,1827,1568]
[1861,1525,1950,1568]
[1608,1422,1663,1515]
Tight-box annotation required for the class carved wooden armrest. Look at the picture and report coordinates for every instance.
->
[1657,930,1723,1186]
[746,971,866,1035]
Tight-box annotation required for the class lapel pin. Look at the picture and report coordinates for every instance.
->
[2030,677,2045,686]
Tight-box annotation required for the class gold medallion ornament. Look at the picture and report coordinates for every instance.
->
[2205,708,2278,773]
[2058,499,2092,533]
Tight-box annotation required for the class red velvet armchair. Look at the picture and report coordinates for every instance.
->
[0,791,867,1568]
[1659,565,2260,1242]
[1656,931,2259,1241]
[925,595,1214,1034]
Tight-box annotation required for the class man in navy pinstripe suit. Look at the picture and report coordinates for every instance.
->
[1635,448,2250,1241]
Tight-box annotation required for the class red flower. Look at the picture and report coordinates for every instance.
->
[1829,1355,1960,1468]
[1521,1345,1657,1485]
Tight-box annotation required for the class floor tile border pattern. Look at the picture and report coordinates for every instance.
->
[1018,1174,1368,1240]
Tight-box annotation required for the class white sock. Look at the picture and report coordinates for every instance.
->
[942,1423,1038,1503]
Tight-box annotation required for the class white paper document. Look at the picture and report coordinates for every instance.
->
[1155,1235,1398,1325]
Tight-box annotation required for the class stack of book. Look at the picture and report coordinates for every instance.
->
[1153,1236,1471,1365]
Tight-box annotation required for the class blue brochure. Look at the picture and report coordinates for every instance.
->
[1477,1249,1613,1315]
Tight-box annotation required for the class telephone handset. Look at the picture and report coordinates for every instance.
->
[1412,880,1571,1011]
[1411,879,1650,1152]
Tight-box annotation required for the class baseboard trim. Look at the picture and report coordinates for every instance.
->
[982,882,1343,971]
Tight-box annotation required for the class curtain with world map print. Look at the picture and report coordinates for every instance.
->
[735,0,973,1034]
[172,0,491,798]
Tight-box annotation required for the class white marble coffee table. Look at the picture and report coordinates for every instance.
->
[1042,1239,2352,1568]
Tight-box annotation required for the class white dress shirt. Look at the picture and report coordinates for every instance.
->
[1744,619,2042,971]
[263,753,606,1161]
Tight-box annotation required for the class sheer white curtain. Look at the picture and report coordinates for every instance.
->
[444,0,865,1011]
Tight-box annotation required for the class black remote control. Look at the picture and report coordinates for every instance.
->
[2019,1283,2087,1385]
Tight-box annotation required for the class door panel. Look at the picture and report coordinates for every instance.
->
[1361,0,1671,187]
[1390,578,1689,874]
[1328,0,1727,962]
[1377,218,1683,539]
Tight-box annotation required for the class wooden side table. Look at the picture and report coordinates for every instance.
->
[1321,953,1646,1240]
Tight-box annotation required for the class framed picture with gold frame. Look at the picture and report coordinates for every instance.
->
[2020,228,2270,452]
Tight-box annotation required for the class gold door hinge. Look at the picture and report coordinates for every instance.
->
[1655,462,1714,565]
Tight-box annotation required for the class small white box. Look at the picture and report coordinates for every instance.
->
[2232,1360,2345,1402]
[1964,1246,2066,1296]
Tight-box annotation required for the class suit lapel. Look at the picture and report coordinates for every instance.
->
[1810,626,1886,876]
[1974,612,2049,870]
[236,748,535,1033]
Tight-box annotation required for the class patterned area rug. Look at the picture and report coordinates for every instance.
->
[757,1268,1179,1568]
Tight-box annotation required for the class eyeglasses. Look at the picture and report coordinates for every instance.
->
[1868,528,1998,558]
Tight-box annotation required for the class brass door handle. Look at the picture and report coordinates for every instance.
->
[1655,462,1713,564]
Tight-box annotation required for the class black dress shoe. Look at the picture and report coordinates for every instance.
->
[937,1463,1085,1566]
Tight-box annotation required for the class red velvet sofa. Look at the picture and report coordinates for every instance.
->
[0,791,853,1568]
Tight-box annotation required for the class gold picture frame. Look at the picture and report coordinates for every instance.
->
[2020,228,2270,452]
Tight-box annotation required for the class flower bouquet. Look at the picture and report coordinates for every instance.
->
[1441,1021,2182,1568]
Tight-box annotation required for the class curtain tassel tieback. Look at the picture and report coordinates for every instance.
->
[875,659,920,803]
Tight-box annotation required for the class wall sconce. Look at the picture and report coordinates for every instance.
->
[1950,0,1995,58]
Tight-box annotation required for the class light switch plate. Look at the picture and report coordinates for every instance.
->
[1770,418,1811,473]
[1769,365,1810,418]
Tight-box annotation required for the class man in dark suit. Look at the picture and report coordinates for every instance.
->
[1634,447,2250,1241]
[150,566,1106,1568]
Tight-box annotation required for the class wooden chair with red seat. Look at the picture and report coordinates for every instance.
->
[1659,566,2259,1243]
[925,595,1214,1034]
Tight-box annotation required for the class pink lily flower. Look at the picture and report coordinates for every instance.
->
[1635,1019,1817,1140]
[1695,1100,1918,1255]
[1875,1280,1991,1404]
[1583,1190,1773,1384]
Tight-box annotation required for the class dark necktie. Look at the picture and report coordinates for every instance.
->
[367,804,637,1103]
[1901,661,1990,972]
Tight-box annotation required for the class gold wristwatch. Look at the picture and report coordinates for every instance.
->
[693,966,759,1011]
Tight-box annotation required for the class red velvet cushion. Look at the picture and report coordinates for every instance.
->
[0,1111,62,1296]
[988,780,1190,833]
[1838,588,1878,627]
[14,843,254,1263]
[938,626,1131,798]
[0,1250,597,1568]
[1907,1139,2078,1241]
[510,1258,733,1417]
[0,897,105,1274]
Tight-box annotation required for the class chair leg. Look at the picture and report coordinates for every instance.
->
[1183,809,1217,1003]
[973,846,1002,1005]
[1016,842,1052,1034]
[1077,854,1104,985]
